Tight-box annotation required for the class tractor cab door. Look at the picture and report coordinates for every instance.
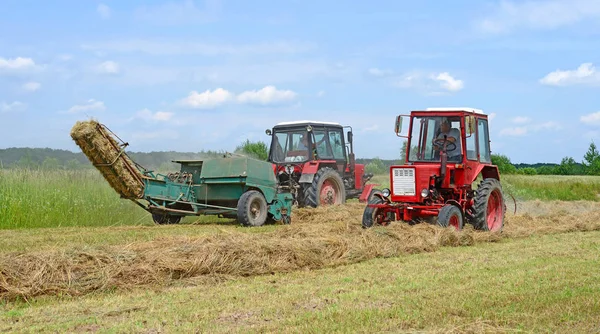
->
[310,126,347,173]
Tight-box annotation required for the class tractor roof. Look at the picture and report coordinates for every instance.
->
[423,107,484,114]
[274,120,343,127]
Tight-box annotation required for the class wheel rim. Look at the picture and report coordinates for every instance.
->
[487,189,503,231]
[320,179,341,205]
[449,214,460,230]
[249,199,262,222]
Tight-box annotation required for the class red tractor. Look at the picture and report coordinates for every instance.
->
[266,120,378,207]
[362,108,505,231]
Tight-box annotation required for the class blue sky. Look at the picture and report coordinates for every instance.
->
[1,0,600,163]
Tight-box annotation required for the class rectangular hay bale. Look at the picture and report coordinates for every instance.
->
[70,120,145,199]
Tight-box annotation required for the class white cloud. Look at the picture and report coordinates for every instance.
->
[477,0,600,34]
[581,111,600,125]
[179,88,234,109]
[236,86,297,106]
[95,61,120,74]
[433,72,464,92]
[22,82,41,92]
[66,99,106,114]
[0,101,26,113]
[394,71,464,94]
[133,0,222,25]
[0,57,35,70]
[179,86,298,109]
[540,63,599,86]
[97,3,111,19]
[512,116,531,124]
[500,127,528,136]
[81,40,314,56]
[135,108,174,122]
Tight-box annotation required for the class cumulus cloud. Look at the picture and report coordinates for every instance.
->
[394,71,464,94]
[540,63,599,86]
[179,88,234,109]
[236,86,297,106]
[22,82,41,92]
[581,111,600,125]
[0,101,26,113]
[66,99,106,113]
[95,61,120,74]
[97,3,111,19]
[476,0,600,34]
[180,86,298,109]
[500,127,528,136]
[0,57,35,70]
[433,72,464,92]
[135,108,174,122]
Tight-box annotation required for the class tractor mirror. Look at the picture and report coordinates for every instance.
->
[307,125,313,132]
[347,131,353,144]
[465,116,476,136]
[265,129,272,136]
[395,116,403,134]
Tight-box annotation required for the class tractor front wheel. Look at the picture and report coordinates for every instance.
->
[362,196,389,228]
[470,178,505,232]
[152,214,182,225]
[437,205,463,231]
[304,167,346,208]
[237,190,268,227]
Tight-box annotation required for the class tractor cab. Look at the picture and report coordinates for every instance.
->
[362,107,505,233]
[265,120,375,208]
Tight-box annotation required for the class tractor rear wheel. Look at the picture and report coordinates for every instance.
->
[471,178,505,232]
[152,214,182,225]
[437,205,463,230]
[304,167,346,208]
[237,190,268,227]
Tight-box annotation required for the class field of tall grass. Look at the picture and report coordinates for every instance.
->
[2,168,600,230]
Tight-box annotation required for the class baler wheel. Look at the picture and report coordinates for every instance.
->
[237,190,268,227]
[304,167,346,208]
[152,214,182,225]
[471,178,505,232]
[437,205,464,231]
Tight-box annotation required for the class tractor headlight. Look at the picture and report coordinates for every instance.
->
[382,188,391,198]
[421,188,429,198]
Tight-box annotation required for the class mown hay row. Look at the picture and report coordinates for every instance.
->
[70,120,144,199]
[2,203,600,300]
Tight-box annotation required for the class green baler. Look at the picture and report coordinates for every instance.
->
[138,156,293,226]
[70,120,293,226]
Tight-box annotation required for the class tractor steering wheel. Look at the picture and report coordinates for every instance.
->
[433,138,457,152]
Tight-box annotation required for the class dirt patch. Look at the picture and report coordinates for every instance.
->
[1,202,599,301]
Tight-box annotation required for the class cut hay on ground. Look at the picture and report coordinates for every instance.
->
[70,120,144,199]
[2,203,600,300]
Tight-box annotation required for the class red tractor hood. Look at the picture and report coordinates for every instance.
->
[388,164,443,203]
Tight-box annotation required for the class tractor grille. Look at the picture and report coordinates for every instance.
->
[392,168,415,196]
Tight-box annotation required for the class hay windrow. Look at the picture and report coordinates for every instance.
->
[70,120,144,199]
[2,202,600,300]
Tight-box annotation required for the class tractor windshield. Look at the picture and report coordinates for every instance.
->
[408,116,463,162]
[269,129,311,163]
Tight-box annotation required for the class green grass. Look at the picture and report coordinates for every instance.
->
[2,231,599,333]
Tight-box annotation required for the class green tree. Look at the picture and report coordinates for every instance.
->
[556,156,578,175]
[583,141,600,175]
[400,140,407,163]
[235,140,269,161]
[491,154,517,174]
[41,157,60,170]
[365,157,387,175]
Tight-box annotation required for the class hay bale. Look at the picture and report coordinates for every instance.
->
[70,120,144,199]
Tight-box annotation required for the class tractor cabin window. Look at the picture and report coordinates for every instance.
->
[328,129,345,160]
[271,130,310,163]
[478,119,491,163]
[313,129,333,159]
[465,121,477,161]
[408,116,463,162]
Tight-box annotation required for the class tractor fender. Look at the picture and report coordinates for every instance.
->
[472,164,500,182]
[444,199,463,211]
[299,173,315,183]
[359,183,378,203]
[373,193,391,203]
[299,161,339,183]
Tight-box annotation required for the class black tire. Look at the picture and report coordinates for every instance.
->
[367,188,383,203]
[152,214,182,225]
[470,178,505,232]
[437,205,463,230]
[304,167,347,208]
[237,190,268,227]
[362,196,385,229]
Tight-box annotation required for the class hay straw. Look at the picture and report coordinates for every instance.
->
[2,203,600,301]
[70,120,144,199]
